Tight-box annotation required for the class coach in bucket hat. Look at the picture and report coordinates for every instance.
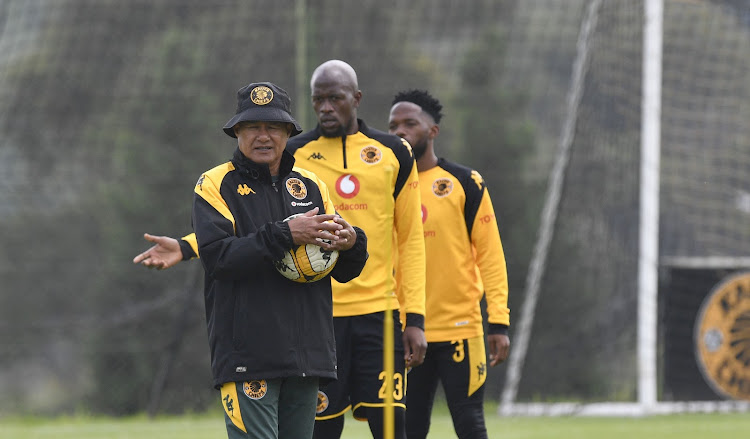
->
[187,78,368,439]
[223,82,303,138]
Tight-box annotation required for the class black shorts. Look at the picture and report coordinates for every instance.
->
[405,335,488,439]
[315,310,406,421]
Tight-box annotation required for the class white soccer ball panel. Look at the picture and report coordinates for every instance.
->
[273,250,302,281]
[304,241,339,273]
[275,244,338,283]
[275,213,340,283]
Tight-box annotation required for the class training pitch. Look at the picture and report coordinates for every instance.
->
[2,402,748,439]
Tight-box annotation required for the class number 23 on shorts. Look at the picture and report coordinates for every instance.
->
[377,371,404,400]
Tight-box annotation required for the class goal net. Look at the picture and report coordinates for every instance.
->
[499,0,750,415]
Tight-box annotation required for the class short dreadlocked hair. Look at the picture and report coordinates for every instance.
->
[392,89,443,124]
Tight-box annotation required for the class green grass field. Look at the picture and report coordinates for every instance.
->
[2,402,748,439]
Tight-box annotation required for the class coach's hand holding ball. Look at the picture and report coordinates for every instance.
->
[286,207,357,252]
[274,207,358,283]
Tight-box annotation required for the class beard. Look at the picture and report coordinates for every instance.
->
[409,136,428,160]
[320,124,347,138]
[319,115,355,138]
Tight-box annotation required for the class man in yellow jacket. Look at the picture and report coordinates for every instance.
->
[388,89,510,439]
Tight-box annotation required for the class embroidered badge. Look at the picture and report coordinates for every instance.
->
[432,178,453,197]
[250,86,273,105]
[360,145,382,164]
[243,380,268,400]
[286,178,307,200]
[316,390,329,414]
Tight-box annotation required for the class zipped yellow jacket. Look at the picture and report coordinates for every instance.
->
[287,120,426,327]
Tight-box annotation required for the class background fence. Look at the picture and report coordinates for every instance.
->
[2,0,750,417]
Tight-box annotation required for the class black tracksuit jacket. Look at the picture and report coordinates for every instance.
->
[192,148,368,388]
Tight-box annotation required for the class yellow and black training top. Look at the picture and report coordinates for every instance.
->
[190,148,368,388]
[287,119,426,326]
[419,158,509,342]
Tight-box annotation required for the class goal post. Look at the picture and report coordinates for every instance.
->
[499,0,750,416]
[636,0,662,409]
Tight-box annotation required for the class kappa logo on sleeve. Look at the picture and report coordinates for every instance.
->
[399,138,413,156]
[470,170,485,190]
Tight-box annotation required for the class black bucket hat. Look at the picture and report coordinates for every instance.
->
[223,82,303,138]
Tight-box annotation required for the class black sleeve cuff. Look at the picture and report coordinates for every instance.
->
[277,220,295,249]
[488,324,509,336]
[330,226,368,284]
[341,226,368,258]
[405,313,425,331]
[266,220,295,260]
[179,239,197,260]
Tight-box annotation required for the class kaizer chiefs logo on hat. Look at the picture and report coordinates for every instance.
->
[433,178,453,197]
[695,272,750,401]
[286,178,308,200]
[243,380,268,400]
[316,390,329,414]
[360,146,382,164]
[250,86,273,105]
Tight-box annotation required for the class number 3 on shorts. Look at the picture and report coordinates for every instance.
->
[377,371,404,400]
[452,339,465,362]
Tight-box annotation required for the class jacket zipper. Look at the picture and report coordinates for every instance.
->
[341,134,347,169]
[270,180,283,219]
[273,177,307,374]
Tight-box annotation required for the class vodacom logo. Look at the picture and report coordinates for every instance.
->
[335,174,360,199]
[421,204,427,223]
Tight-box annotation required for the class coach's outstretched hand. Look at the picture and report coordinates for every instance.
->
[133,233,183,270]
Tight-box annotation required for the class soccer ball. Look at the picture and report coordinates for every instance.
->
[273,214,339,283]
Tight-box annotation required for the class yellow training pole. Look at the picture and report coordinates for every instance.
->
[383,292,395,439]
